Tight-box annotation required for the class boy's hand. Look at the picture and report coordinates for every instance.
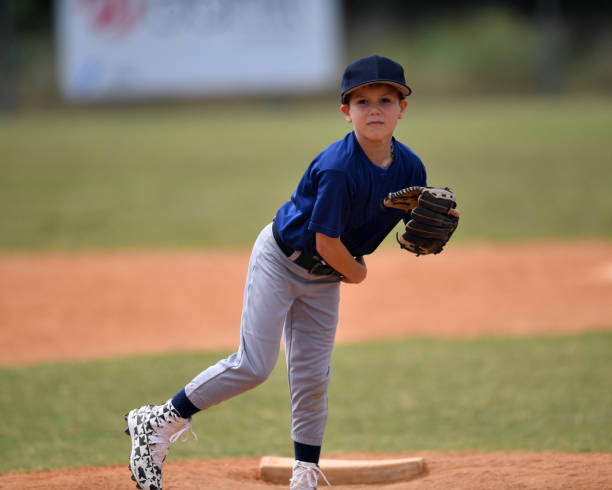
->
[341,256,367,284]
[316,233,367,284]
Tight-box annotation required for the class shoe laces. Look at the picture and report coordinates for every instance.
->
[290,461,330,489]
[149,407,198,466]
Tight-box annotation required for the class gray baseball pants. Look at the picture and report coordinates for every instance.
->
[185,223,341,446]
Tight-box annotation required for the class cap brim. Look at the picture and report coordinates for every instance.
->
[341,80,412,103]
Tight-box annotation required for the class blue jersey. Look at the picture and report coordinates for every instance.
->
[274,131,427,258]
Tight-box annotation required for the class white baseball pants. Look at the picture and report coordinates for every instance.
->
[185,223,341,446]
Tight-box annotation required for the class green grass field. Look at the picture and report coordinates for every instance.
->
[1,96,611,250]
[1,333,611,473]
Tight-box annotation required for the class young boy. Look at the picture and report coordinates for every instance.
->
[125,54,454,490]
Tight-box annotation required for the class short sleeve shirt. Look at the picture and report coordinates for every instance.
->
[274,131,427,258]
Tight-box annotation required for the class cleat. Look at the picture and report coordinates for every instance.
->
[125,400,197,489]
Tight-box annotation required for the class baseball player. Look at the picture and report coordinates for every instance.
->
[124,54,459,490]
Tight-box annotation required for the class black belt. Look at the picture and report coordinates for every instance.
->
[272,221,339,276]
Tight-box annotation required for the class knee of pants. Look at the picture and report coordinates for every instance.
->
[237,352,276,388]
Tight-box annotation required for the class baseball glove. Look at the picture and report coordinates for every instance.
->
[383,186,459,256]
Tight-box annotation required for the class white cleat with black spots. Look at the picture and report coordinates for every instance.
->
[124,400,196,490]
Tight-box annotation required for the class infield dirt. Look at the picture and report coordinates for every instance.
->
[1,241,611,489]
[1,452,611,489]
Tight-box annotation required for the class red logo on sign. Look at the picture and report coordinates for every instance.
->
[77,0,147,37]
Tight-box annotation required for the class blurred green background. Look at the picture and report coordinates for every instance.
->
[1,96,612,250]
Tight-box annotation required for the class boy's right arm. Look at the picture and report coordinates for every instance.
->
[315,232,367,284]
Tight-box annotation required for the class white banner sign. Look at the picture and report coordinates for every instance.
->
[56,0,342,101]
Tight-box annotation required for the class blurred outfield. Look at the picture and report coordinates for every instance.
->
[1,95,611,250]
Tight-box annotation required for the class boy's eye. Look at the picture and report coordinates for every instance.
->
[381,98,392,103]
[356,99,367,104]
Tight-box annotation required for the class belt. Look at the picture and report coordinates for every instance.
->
[272,221,339,276]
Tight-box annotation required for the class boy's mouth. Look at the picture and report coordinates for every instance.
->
[367,120,384,126]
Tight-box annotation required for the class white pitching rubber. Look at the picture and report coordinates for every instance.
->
[259,455,425,485]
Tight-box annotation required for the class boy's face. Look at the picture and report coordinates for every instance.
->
[340,83,408,144]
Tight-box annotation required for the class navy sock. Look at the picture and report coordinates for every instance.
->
[293,441,321,464]
[171,389,200,419]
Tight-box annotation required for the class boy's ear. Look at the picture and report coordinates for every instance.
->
[340,104,352,122]
[398,99,408,119]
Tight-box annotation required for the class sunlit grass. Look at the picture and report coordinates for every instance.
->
[1,332,610,473]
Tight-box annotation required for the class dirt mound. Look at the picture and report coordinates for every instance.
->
[1,452,611,489]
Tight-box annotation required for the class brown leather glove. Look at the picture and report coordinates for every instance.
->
[383,186,459,256]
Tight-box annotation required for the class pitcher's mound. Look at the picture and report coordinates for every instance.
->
[259,456,425,484]
[1,452,612,489]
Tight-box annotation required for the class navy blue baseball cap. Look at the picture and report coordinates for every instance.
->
[341,55,412,103]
